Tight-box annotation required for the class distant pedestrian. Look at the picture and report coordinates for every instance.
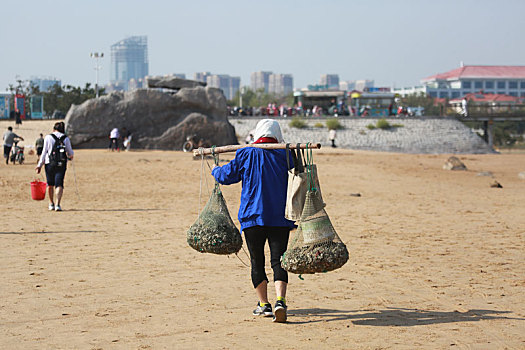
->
[108,128,120,151]
[35,133,45,160]
[15,109,22,127]
[121,127,132,151]
[461,98,468,117]
[3,126,24,164]
[329,128,337,148]
[35,122,74,212]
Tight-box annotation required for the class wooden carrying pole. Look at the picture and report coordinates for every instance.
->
[193,143,322,156]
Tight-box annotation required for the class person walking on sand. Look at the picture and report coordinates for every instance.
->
[3,126,24,165]
[35,133,44,161]
[329,128,337,148]
[108,127,120,151]
[15,109,22,127]
[35,122,74,212]
[211,119,295,323]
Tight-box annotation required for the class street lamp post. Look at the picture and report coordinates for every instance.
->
[239,86,245,108]
[90,52,104,98]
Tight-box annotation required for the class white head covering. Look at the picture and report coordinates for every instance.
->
[253,119,284,143]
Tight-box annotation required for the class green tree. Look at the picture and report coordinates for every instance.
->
[401,92,442,115]
[40,83,104,117]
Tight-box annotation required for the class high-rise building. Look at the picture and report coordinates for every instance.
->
[110,36,149,91]
[320,74,339,89]
[268,74,293,96]
[339,79,374,91]
[250,71,272,92]
[206,74,240,100]
[30,76,61,92]
[194,72,211,83]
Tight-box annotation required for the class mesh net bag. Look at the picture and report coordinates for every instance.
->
[187,184,243,255]
[281,189,349,274]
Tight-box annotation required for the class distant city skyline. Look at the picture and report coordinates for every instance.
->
[1,0,524,92]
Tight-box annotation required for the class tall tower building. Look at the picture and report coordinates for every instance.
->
[110,36,149,91]
[320,74,340,89]
[268,74,293,96]
[250,71,272,92]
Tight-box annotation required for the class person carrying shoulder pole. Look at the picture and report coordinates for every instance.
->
[211,119,295,323]
[35,122,74,212]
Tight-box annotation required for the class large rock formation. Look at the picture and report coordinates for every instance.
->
[64,86,237,150]
[146,76,206,90]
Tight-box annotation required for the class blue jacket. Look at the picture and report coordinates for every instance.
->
[212,147,295,231]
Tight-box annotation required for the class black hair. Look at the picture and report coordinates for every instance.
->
[53,122,65,133]
[8,126,12,131]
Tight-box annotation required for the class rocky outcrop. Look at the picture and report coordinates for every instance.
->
[146,76,206,90]
[64,87,237,150]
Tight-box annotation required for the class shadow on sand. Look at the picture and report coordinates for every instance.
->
[67,208,164,212]
[0,230,100,235]
[288,307,524,326]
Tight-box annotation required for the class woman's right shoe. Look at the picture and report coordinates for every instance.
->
[273,300,287,323]
[48,204,55,211]
[253,302,273,317]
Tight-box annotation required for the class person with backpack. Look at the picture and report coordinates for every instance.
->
[35,122,74,212]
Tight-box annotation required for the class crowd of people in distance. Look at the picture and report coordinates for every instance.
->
[228,100,350,118]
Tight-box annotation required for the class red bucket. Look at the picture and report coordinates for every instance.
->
[30,181,47,201]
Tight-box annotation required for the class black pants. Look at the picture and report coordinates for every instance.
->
[109,138,119,150]
[4,145,12,164]
[244,226,291,288]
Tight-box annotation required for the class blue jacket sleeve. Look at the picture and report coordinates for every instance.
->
[211,154,242,185]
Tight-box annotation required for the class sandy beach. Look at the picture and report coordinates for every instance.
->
[1,121,524,349]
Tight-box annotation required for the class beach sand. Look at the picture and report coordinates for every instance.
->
[1,121,524,349]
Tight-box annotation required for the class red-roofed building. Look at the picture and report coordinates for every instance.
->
[450,92,523,104]
[449,92,524,115]
[394,65,525,99]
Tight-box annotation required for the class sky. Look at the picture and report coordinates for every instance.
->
[1,0,524,91]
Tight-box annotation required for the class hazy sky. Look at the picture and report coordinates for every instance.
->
[1,0,524,91]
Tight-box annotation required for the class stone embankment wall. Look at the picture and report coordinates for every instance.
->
[229,117,494,154]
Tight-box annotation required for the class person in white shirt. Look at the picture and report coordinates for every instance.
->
[108,127,120,151]
[329,129,337,148]
[462,98,468,117]
[35,122,74,212]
